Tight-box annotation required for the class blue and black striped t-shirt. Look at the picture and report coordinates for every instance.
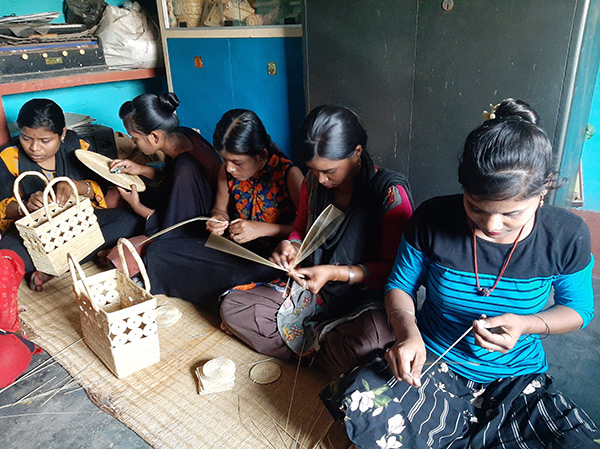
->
[385,194,594,383]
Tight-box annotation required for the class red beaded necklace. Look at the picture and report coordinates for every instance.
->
[472,225,525,296]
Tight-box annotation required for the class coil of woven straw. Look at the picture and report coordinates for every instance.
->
[143,322,158,336]
[249,361,281,384]
[49,228,61,238]
[128,327,144,342]
[127,314,143,329]
[203,357,236,379]
[156,304,182,327]
[110,320,128,335]
[112,333,128,347]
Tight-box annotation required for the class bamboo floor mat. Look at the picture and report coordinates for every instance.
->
[16,262,342,449]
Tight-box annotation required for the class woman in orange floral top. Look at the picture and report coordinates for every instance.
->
[145,109,303,312]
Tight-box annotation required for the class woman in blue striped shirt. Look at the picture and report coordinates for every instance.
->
[322,99,598,448]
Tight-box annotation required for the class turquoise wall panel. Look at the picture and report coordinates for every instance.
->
[230,37,304,158]
[582,74,600,212]
[166,37,234,144]
[4,78,166,136]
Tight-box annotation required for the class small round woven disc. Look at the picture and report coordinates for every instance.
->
[75,150,146,192]
[203,357,236,379]
[156,304,182,327]
[249,361,281,385]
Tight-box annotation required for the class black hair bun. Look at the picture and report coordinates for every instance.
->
[494,98,539,125]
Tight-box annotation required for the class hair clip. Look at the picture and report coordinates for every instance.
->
[483,102,500,121]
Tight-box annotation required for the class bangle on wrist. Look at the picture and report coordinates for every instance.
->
[387,309,417,327]
[347,265,355,285]
[145,209,156,221]
[82,181,92,196]
[532,314,550,339]
[17,204,24,217]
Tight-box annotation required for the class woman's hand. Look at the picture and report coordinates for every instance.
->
[270,239,300,270]
[228,219,264,244]
[206,213,229,235]
[26,191,44,212]
[472,313,525,353]
[55,180,75,206]
[116,185,141,209]
[289,265,338,294]
[385,333,427,387]
[109,159,144,176]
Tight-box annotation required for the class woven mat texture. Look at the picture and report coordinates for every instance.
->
[17,263,337,449]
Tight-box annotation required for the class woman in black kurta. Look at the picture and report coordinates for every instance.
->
[0,99,141,290]
[108,92,222,238]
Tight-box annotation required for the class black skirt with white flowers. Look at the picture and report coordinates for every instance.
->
[321,357,599,449]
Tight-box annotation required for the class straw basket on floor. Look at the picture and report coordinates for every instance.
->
[68,238,160,379]
[14,171,105,276]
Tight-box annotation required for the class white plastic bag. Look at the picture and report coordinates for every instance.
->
[95,1,162,69]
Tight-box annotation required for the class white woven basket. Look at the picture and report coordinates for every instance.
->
[69,238,160,379]
[14,172,105,276]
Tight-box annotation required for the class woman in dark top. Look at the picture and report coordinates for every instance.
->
[322,99,598,449]
[109,92,222,237]
[0,98,140,291]
[220,105,413,378]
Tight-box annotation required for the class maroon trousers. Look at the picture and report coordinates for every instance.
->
[220,285,395,378]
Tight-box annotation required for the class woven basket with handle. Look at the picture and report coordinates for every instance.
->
[14,171,105,276]
[68,238,160,379]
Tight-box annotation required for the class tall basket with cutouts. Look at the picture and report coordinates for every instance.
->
[69,238,160,379]
[13,171,104,276]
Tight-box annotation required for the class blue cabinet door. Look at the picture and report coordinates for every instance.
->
[167,36,305,156]
[166,37,234,143]
[229,37,305,157]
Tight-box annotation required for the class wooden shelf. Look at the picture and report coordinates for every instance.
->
[0,67,165,143]
[0,67,165,95]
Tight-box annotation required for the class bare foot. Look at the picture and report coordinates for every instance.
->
[18,305,27,313]
[220,320,233,335]
[27,271,54,292]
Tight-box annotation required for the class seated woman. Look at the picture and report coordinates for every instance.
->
[145,109,304,311]
[109,92,222,237]
[323,99,598,448]
[220,105,413,378]
[0,98,141,291]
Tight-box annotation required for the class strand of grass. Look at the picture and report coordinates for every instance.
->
[40,361,92,407]
[303,405,326,448]
[272,422,287,448]
[250,397,310,449]
[0,338,83,394]
[250,418,279,449]
[63,373,113,395]
[0,388,83,409]
[291,427,302,449]
[186,331,211,340]
[239,358,274,368]
[9,376,57,407]
[286,341,305,432]
[421,325,474,377]
[0,411,103,418]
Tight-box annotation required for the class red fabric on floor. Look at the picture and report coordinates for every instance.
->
[0,249,25,332]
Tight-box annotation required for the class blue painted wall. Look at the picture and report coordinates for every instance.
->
[582,74,600,212]
[1,0,166,136]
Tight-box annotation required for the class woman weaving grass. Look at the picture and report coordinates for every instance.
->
[144,109,303,312]
[220,105,414,378]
